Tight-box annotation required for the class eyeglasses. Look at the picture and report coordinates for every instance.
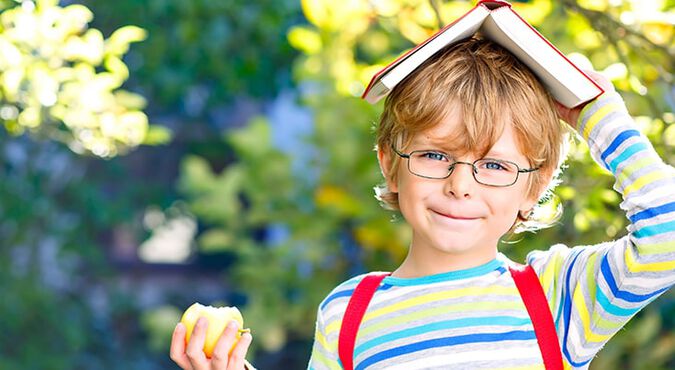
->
[392,146,540,187]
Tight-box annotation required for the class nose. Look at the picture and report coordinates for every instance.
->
[444,162,476,198]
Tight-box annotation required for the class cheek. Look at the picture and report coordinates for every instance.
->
[482,197,520,239]
[494,199,519,218]
[491,189,528,224]
[396,176,434,210]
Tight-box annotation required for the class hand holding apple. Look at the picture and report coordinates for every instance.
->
[170,303,254,370]
[181,303,249,357]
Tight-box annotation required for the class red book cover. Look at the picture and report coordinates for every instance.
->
[361,0,603,107]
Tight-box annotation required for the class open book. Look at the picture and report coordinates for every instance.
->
[362,0,603,108]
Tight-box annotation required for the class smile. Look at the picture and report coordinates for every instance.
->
[430,210,480,227]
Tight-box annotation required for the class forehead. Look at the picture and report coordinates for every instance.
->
[409,107,527,161]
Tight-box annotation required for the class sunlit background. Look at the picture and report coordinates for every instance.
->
[0,0,673,369]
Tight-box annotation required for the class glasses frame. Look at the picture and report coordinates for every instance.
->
[391,145,540,187]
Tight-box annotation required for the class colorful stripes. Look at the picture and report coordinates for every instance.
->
[625,246,675,272]
[354,316,532,357]
[356,330,537,370]
[580,102,622,141]
[599,129,641,170]
[629,201,675,223]
[600,255,669,303]
[356,299,525,338]
[321,289,355,311]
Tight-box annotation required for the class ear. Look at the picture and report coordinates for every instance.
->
[377,146,399,193]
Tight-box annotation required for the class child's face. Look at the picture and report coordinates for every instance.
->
[380,103,539,266]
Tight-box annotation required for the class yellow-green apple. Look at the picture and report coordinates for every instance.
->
[180,303,249,357]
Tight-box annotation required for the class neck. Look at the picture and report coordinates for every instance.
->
[392,242,498,279]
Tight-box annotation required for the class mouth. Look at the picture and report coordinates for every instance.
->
[431,210,480,220]
[429,209,481,229]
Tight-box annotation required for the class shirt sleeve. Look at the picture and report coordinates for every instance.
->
[307,305,343,370]
[527,91,675,368]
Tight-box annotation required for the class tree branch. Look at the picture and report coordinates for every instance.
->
[558,0,672,116]
[559,0,673,58]
[428,0,444,30]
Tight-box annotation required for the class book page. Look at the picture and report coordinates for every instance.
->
[481,8,600,107]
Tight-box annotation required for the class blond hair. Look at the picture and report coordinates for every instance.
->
[375,37,571,233]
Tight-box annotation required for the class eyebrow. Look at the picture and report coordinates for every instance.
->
[410,137,454,151]
[411,139,510,156]
[408,136,525,160]
[484,149,514,158]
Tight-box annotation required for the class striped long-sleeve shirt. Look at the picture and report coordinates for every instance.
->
[307,92,675,369]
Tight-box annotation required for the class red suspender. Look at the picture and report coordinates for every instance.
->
[337,265,563,370]
[509,264,564,370]
[338,272,390,370]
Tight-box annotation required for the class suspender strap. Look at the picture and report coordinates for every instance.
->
[509,264,564,370]
[338,266,563,370]
[338,272,390,370]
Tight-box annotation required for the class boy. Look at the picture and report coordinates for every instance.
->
[307,37,675,369]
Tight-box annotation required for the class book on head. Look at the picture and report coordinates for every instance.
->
[362,0,603,108]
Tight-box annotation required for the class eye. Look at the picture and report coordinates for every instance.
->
[484,161,506,170]
[418,151,448,162]
[478,159,515,172]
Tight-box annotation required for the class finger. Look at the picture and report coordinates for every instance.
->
[583,70,615,92]
[211,320,241,368]
[185,317,209,370]
[227,332,253,370]
[170,323,193,370]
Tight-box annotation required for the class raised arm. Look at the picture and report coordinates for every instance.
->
[528,78,675,368]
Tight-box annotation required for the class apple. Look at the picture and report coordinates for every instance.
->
[181,302,249,358]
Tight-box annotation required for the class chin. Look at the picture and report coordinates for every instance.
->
[430,239,478,255]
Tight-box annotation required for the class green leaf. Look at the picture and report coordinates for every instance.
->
[104,55,129,80]
[114,90,147,110]
[664,123,675,147]
[288,26,323,55]
[199,229,235,252]
[105,25,147,56]
[227,116,272,158]
[142,124,172,146]
[179,155,217,195]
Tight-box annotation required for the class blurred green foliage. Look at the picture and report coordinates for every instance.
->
[179,0,674,368]
[0,0,301,368]
[0,0,161,157]
[80,0,301,118]
[0,136,163,369]
[0,0,673,369]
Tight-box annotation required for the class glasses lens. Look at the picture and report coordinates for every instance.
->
[409,151,451,179]
[474,159,519,186]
